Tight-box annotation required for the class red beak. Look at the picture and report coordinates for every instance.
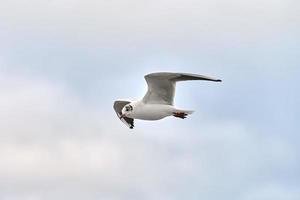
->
[120,114,125,119]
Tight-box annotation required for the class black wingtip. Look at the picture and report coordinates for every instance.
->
[215,79,222,82]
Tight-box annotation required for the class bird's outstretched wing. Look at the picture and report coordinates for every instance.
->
[143,72,221,105]
[113,100,134,129]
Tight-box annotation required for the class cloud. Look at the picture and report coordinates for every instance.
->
[0,0,299,199]
[1,0,298,47]
[0,72,298,200]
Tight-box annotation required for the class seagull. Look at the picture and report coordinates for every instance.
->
[113,72,221,129]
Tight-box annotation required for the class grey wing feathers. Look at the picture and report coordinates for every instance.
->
[143,72,221,105]
[113,100,134,129]
[171,73,222,82]
[147,72,222,82]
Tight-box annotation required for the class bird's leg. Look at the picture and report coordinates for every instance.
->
[173,112,188,119]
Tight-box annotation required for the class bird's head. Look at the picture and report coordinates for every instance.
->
[120,104,134,118]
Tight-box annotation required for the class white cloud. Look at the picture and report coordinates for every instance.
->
[0,0,299,198]
[0,0,298,47]
[241,183,300,200]
[0,72,298,199]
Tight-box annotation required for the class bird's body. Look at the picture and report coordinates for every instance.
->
[123,101,193,121]
[113,72,221,129]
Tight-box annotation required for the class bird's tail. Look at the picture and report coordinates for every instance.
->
[180,109,194,115]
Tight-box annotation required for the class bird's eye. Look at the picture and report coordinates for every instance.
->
[125,105,133,112]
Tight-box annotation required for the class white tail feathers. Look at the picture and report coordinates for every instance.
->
[184,110,194,115]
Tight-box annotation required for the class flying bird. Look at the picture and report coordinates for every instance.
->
[113,72,221,129]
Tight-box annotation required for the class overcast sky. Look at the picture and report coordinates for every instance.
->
[0,0,299,199]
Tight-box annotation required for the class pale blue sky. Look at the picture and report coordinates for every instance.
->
[0,0,299,199]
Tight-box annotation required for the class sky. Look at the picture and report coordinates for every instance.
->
[0,0,299,199]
